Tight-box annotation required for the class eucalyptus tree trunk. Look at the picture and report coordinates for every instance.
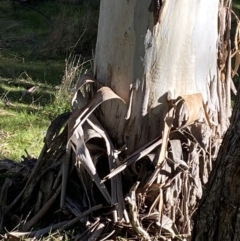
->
[94,0,231,153]
[92,0,234,238]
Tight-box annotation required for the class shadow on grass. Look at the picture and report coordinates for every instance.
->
[0,58,64,85]
[0,85,56,108]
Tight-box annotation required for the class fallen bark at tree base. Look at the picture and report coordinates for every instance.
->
[0,84,219,241]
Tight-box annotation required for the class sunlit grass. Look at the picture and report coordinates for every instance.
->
[0,0,96,160]
[0,73,73,160]
[0,109,49,160]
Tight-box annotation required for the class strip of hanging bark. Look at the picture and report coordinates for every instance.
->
[70,126,112,204]
[176,93,212,128]
[34,191,43,214]
[75,75,96,91]
[226,40,232,119]
[125,83,134,120]
[72,75,96,109]
[68,86,125,138]
[21,185,62,231]
[0,178,12,232]
[66,86,126,207]
[230,78,237,95]
[59,204,103,231]
[60,148,71,209]
[103,124,195,182]
[87,116,126,221]
[44,112,71,148]
[157,178,164,226]
[157,116,172,166]
[65,87,126,208]
[102,135,164,182]
[15,115,69,212]
[53,167,62,190]
[61,123,103,208]
[126,182,151,241]
[148,192,160,215]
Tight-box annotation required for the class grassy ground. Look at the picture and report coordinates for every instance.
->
[0,0,98,160]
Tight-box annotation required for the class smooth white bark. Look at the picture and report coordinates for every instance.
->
[94,0,229,152]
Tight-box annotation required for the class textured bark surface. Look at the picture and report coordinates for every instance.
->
[94,0,230,154]
[193,82,240,241]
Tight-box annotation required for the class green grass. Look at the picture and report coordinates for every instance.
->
[0,109,48,160]
[0,0,97,160]
[0,75,72,159]
[0,57,64,81]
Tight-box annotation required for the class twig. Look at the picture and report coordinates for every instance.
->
[126,182,151,241]
[60,147,71,209]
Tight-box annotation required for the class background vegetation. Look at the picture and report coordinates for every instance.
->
[0,0,99,159]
